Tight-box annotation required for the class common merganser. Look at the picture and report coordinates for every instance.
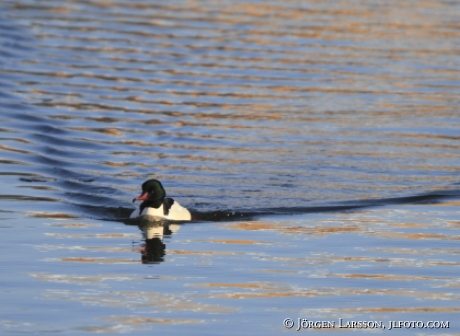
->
[131,179,192,221]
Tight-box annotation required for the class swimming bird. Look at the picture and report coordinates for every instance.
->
[131,179,192,220]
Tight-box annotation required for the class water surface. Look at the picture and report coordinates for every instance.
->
[1,0,459,335]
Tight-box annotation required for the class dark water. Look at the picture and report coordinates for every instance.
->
[1,0,460,335]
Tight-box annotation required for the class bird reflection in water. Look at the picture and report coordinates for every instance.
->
[127,209,252,264]
[136,219,181,264]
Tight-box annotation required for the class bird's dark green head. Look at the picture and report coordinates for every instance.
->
[133,179,166,202]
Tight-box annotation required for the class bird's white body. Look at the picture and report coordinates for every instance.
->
[130,200,192,221]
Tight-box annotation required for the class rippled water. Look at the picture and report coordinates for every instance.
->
[1,0,459,335]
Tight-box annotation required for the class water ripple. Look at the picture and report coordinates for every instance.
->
[0,0,459,214]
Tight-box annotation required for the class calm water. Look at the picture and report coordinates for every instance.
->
[1,0,460,335]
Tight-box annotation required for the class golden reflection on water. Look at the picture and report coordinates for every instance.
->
[101,316,203,325]
[45,233,140,239]
[228,221,366,235]
[47,222,100,228]
[308,307,460,314]
[44,288,238,313]
[58,257,138,263]
[197,286,459,301]
[28,212,81,219]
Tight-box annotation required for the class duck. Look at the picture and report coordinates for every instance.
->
[130,179,192,221]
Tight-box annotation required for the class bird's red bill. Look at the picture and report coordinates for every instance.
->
[133,192,149,202]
